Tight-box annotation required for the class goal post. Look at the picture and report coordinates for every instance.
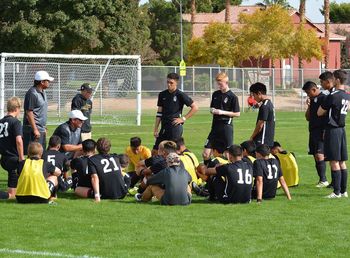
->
[0,52,142,125]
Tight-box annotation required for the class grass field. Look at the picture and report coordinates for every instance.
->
[0,110,350,258]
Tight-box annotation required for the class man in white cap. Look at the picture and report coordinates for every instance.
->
[23,70,54,154]
[71,83,93,141]
[52,110,87,160]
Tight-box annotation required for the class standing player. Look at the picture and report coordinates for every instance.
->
[318,70,350,198]
[88,138,129,202]
[202,72,240,165]
[153,73,198,152]
[253,144,291,202]
[199,145,253,204]
[23,71,54,153]
[249,82,275,147]
[0,97,24,199]
[302,81,329,187]
[71,83,93,141]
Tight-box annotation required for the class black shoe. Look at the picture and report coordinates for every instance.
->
[191,182,202,196]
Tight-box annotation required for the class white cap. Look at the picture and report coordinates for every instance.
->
[69,110,88,121]
[34,71,54,82]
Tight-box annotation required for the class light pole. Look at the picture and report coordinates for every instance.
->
[179,0,184,91]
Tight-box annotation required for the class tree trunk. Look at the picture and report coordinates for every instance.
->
[225,0,230,23]
[298,0,306,69]
[324,0,330,69]
[190,0,196,38]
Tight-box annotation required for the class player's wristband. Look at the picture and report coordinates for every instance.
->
[156,112,162,118]
[182,116,186,122]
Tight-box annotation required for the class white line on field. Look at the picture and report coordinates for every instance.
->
[0,248,100,258]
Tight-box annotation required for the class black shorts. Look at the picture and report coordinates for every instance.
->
[16,196,49,204]
[153,123,183,150]
[204,122,233,149]
[308,128,325,155]
[324,127,348,161]
[0,155,19,188]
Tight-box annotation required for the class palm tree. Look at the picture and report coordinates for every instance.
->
[190,0,196,38]
[298,0,306,69]
[225,0,230,23]
[324,0,330,69]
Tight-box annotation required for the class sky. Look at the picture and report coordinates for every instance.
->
[139,0,349,23]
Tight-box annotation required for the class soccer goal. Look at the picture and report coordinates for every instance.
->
[0,53,142,125]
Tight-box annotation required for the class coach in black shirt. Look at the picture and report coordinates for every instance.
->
[52,110,87,159]
[0,97,24,199]
[71,83,93,141]
[153,73,198,151]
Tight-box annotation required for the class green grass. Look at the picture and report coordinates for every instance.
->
[0,111,350,258]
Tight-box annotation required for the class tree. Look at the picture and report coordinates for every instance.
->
[321,2,350,23]
[190,0,196,38]
[0,0,153,62]
[187,22,237,66]
[234,5,296,67]
[263,0,291,8]
[179,0,242,13]
[148,0,191,65]
[298,0,306,69]
[225,0,231,23]
[324,0,330,69]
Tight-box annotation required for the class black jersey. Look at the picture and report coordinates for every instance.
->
[88,154,127,199]
[321,88,350,128]
[253,158,282,199]
[71,156,92,188]
[71,94,92,133]
[215,160,253,204]
[144,155,167,174]
[42,150,69,172]
[309,92,328,131]
[0,115,22,157]
[254,99,275,147]
[210,90,240,124]
[157,89,193,125]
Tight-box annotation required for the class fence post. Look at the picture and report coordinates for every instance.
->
[300,69,304,111]
[272,68,275,107]
[241,68,245,112]
[136,57,142,126]
[209,67,213,100]
[192,66,195,97]
[0,55,5,118]
[99,65,103,117]
[57,64,61,121]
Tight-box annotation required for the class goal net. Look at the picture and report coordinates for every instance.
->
[0,53,141,125]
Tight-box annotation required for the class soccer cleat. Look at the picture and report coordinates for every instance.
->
[325,192,341,198]
[134,193,142,202]
[128,186,138,196]
[191,182,202,196]
[316,181,329,188]
[341,192,348,198]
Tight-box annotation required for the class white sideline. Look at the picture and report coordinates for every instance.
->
[0,248,100,258]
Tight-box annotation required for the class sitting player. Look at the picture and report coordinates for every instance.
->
[240,140,256,166]
[89,138,130,202]
[196,141,229,200]
[42,135,71,192]
[252,144,291,202]
[71,139,97,196]
[175,137,204,195]
[136,152,192,205]
[16,142,61,203]
[270,141,299,187]
[135,141,176,193]
[125,136,151,190]
[198,145,253,204]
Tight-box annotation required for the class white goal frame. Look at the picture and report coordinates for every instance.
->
[0,52,142,125]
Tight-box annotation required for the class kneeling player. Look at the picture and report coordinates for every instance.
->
[16,142,61,203]
[252,144,291,202]
[71,139,97,197]
[199,145,253,204]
